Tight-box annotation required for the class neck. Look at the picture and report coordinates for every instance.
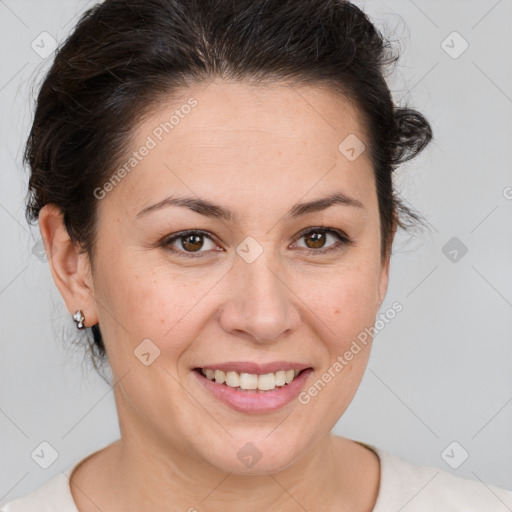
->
[107,430,361,511]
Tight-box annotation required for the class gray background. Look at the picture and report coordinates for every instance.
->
[1,0,511,503]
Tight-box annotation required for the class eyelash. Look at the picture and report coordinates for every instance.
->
[160,227,354,259]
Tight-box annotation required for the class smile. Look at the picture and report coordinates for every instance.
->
[199,368,304,391]
[193,366,314,413]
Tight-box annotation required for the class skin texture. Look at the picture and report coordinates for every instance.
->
[39,79,395,511]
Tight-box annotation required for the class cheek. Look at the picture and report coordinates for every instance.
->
[296,261,379,338]
[96,258,218,363]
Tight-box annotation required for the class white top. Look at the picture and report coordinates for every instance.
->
[1,442,511,511]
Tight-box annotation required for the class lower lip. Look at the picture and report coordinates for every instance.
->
[193,368,313,414]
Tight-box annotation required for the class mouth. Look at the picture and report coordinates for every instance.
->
[193,367,309,392]
[192,364,314,413]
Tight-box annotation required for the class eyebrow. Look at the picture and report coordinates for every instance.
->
[135,191,365,222]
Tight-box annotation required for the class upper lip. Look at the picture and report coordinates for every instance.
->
[194,361,312,374]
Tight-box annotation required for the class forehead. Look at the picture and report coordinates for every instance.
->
[152,79,368,147]
[103,79,375,217]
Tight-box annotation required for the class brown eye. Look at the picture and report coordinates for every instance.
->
[303,230,328,249]
[181,233,205,252]
[161,227,353,259]
[294,227,353,255]
[162,230,218,257]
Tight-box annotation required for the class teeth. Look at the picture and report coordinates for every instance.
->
[257,373,275,390]
[225,371,239,387]
[200,367,304,390]
[239,372,258,390]
[274,370,286,386]
[204,369,216,380]
[214,370,225,384]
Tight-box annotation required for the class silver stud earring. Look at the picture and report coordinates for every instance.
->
[73,309,85,329]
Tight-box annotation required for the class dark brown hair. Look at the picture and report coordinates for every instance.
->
[24,0,433,369]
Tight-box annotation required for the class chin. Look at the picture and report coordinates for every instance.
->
[194,431,308,475]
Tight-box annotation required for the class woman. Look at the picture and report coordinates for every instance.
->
[2,0,511,510]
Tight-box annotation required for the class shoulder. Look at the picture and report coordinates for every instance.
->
[0,464,80,512]
[0,443,118,512]
[359,442,512,511]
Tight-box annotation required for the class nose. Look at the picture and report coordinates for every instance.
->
[218,253,301,344]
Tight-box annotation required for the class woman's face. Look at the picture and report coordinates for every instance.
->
[87,79,392,473]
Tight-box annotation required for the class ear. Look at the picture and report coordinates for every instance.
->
[38,204,98,328]
[377,217,397,306]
